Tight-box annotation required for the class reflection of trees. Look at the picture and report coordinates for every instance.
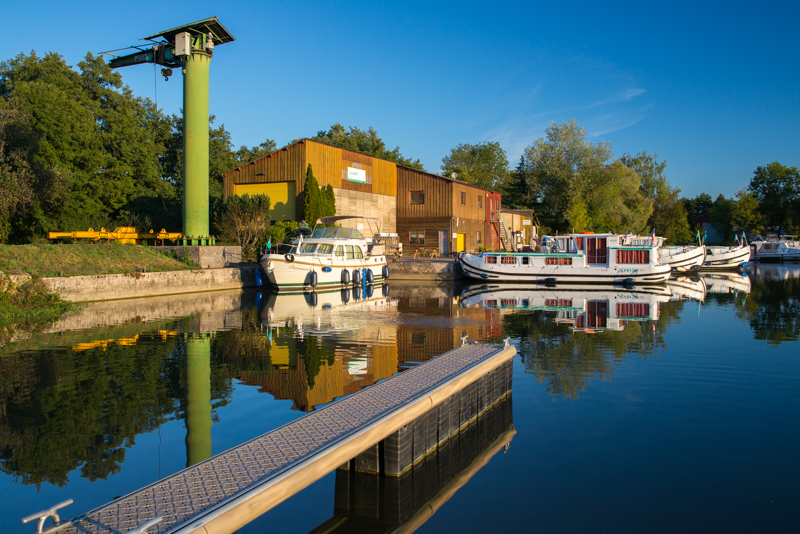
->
[212,307,273,376]
[733,277,799,345]
[0,334,234,488]
[504,302,677,400]
[300,336,334,389]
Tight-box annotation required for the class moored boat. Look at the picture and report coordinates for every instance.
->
[659,244,707,271]
[749,235,800,262]
[701,242,750,270]
[458,233,671,284]
[259,216,390,291]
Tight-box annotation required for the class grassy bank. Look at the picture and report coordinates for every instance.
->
[0,278,77,345]
[0,243,196,278]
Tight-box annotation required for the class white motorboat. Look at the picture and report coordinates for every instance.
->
[458,233,671,284]
[701,242,750,270]
[259,216,389,291]
[749,235,800,262]
[458,283,670,332]
[659,244,707,271]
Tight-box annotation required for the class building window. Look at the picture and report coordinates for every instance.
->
[410,230,425,244]
[410,191,425,205]
[478,195,482,209]
[461,192,466,205]
[477,231,482,243]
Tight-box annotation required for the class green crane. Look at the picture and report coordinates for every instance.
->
[107,17,235,245]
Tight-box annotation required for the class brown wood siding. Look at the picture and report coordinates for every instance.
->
[396,167,453,219]
[305,142,397,197]
[222,142,306,202]
[452,181,487,220]
[397,217,450,253]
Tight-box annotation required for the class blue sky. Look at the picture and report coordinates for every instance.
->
[3,0,798,198]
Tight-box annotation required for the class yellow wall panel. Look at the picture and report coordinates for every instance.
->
[233,182,296,221]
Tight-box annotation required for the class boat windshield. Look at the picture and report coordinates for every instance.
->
[310,226,364,240]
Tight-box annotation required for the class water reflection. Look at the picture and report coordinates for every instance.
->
[2,269,799,533]
[308,395,514,534]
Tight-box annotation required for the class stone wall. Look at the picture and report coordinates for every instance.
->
[153,246,242,269]
[41,265,261,302]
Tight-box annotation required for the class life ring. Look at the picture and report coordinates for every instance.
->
[285,254,295,262]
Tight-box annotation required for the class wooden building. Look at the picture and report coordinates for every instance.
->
[501,208,539,251]
[397,166,495,255]
[222,139,397,234]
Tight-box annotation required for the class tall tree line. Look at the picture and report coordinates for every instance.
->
[0,51,275,244]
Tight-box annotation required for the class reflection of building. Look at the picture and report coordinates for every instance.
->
[236,343,398,412]
[308,395,514,534]
[460,284,671,333]
[395,296,503,367]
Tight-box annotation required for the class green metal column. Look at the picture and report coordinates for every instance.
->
[185,336,212,467]
[182,36,211,246]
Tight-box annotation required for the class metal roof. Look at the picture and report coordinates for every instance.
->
[142,17,235,45]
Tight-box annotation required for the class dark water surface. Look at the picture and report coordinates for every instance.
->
[1,266,798,533]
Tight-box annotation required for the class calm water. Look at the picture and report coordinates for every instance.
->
[1,265,798,533]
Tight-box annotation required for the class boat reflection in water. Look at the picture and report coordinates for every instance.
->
[699,271,752,294]
[667,276,707,302]
[307,394,514,534]
[745,263,800,282]
[459,284,671,333]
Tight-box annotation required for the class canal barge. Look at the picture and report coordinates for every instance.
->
[260,216,389,291]
[458,233,671,284]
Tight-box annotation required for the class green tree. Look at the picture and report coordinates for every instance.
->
[215,193,271,258]
[0,97,35,242]
[302,164,335,225]
[748,162,800,233]
[440,141,508,189]
[619,151,692,243]
[684,193,714,229]
[523,119,614,232]
[568,161,652,234]
[500,156,533,209]
[306,123,424,170]
[730,188,764,234]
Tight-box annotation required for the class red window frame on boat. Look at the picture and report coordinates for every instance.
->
[501,256,516,265]
[485,255,497,264]
[545,257,572,265]
[617,303,650,318]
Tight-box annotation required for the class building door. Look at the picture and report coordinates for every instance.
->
[456,233,465,253]
[439,231,449,255]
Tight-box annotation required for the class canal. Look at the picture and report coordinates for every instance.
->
[1,265,798,533]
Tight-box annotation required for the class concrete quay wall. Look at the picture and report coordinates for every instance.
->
[387,259,464,281]
[41,265,261,302]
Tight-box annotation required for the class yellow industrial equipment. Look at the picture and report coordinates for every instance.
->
[72,330,180,351]
[48,227,186,245]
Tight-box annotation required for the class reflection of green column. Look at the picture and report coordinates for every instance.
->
[182,36,211,245]
[185,337,212,467]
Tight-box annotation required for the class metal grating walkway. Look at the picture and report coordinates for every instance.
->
[54,343,511,534]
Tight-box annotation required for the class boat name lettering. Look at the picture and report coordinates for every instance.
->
[619,268,639,274]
